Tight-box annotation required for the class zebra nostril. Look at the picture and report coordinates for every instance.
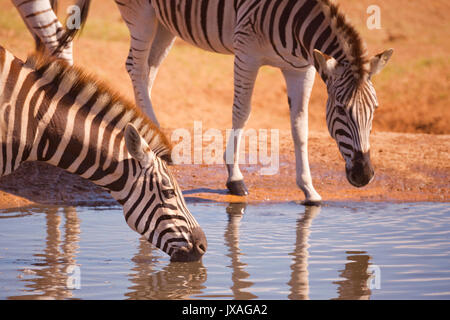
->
[196,243,206,255]
[192,226,207,256]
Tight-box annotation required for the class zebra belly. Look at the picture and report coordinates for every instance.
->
[150,0,236,54]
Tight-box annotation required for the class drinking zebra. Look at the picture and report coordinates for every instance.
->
[0,45,207,262]
[13,0,393,204]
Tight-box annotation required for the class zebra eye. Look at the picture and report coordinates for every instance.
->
[162,189,176,199]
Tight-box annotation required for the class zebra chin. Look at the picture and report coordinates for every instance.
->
[345,151,375,188]
[169,226,207,263]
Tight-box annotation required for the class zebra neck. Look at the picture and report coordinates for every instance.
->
[292,0,368,83]
[23,86,135,195]
[32,110,135,194]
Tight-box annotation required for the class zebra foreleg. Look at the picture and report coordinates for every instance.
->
[282,67,322,205]
[224,55,261,196]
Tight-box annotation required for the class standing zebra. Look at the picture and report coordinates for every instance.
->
[0,45,207,262]
[13,0,393,204]
[116,0,393,204]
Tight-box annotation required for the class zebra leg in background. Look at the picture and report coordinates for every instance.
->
[146,24,175,99]
[224,56,260,196]
[116,0,161,126]
[282,66,322,205]
[12,0,73,64]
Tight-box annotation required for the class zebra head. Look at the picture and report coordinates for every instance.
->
[123,124,207,262]
[314,49,393,187]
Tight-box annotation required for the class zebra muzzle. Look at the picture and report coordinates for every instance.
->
[170,226,207,262]
[346,151,375,187]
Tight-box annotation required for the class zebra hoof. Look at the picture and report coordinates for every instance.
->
[226,180,249,196]
[301,200,322,207]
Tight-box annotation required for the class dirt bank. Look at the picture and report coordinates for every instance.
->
[174,130,450,203]
[0,130,448,209]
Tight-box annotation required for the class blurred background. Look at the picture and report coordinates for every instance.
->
[1,0,449,134]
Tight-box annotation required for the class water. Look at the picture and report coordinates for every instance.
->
[0,202,449,300]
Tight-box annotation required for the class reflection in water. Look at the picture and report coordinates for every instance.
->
[288,205,321,300]
[126,237,207,300]
[225,202,257,300]
[127,201,320,300]
[223,204,373,300]
[2,203,382,299]
[10,207,80,300]
[332,251,372,300]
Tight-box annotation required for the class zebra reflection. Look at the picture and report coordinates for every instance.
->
[332,251,372,300]
[10,207,80,300]
[225,203,321,300]
[126,201,257,300]
[126,238,207,300]
[288,205,321,300]
[287,206,372,300]
[225,202,257,300]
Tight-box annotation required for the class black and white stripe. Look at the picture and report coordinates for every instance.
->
[0,46,206,261]
[325,70,378,162]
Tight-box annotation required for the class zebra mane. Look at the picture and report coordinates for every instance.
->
[24,51,173,162]
[317,0,370,84]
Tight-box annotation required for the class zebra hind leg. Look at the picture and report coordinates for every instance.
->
[116,0,159,125]
[146,24,176,97]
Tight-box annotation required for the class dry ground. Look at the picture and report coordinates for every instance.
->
[0,129,448,208]
[0,0,448,208]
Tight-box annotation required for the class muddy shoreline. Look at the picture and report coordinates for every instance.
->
[0,130,448,210]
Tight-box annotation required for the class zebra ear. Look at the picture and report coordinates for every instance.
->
[124,123,154,166]
[369,48,394,77]
[313,49,337,76]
